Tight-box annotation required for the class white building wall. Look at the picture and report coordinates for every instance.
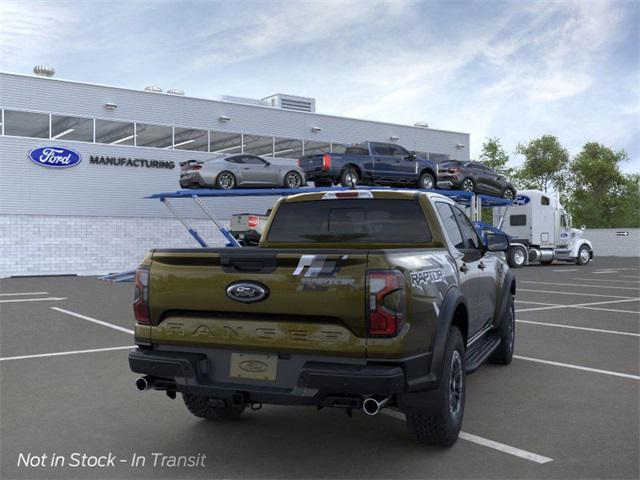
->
[583,228,640,257]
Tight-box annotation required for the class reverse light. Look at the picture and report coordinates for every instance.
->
[322,153,332,171]
[366,270,406,336]
[133,267,150,325]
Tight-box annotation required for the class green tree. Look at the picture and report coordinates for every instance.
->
[479,137,512,176]
[515,135,569,193]
[565,142,638,228]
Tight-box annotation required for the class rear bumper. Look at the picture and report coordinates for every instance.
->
[129,348,420,406]
[436,174,463,189]
[179,172,207,188]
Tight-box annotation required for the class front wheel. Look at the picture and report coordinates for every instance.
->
[405,326,465,446]
[284,170,303,189]
[182,394,245,421]
[576,245,591,265]
[489,292,515,364]
[418,172,435,190]
[503,188,516,201]
[216,171,236,189]
[508,245,527,268]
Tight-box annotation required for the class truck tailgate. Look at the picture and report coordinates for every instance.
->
[148,249,368,357]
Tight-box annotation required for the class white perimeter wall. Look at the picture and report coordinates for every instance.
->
[0,215,229,278]
[584,228,640,257]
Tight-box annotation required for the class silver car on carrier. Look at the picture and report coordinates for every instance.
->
[179,154,306,189]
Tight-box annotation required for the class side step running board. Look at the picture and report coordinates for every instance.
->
[465,334,501,374]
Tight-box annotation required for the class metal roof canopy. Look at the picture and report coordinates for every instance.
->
[147,186,512,250]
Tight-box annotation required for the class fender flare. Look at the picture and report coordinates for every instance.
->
[570,238,593,258]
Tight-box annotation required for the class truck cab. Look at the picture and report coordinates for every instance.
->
[493,190,593,267]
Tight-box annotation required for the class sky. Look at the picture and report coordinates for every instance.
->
[1,0,638,172]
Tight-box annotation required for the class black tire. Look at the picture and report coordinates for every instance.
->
[418,172,435,190]
[503,188,516,201]
[284,170,303,189]
[340,167,359,187]
[576,245,591,265]
[489,292,515,364]
[507,245,527,268]
[461,177,475,192]
[182,394,245,421]
[216,171,236,189]
[405,326,465,447]
[540,260,553,265]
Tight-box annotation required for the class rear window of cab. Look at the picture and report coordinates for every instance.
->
[266,199,432,244]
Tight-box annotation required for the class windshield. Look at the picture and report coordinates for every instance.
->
[267,199,432,244]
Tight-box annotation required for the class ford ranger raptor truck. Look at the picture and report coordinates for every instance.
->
[129,190,516,446]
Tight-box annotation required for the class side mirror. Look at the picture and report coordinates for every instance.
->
[406,151,417,161]
[264,161,270,167]
[485,233,509,252]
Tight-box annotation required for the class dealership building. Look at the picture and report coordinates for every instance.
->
[0,69,470,278]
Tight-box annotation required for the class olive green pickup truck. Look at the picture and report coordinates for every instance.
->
[129,189,516,446]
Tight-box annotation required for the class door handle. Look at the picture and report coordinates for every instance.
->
[243,167,251,170]
[460,263,469,273]
[478,262,486,270]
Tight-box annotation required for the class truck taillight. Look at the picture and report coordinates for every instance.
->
[366,270,406,336]
[448,167,460,173]
[133,267,150,325]
[322,154,332,171]
[192,165,202,170]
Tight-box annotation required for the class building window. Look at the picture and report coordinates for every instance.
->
[304,140,331,155]
[210,131,243,154]
[50,114,93,142]
[135,123,173,148]
[273,137,303,159]
[243,134,274,156]
[95,119,135,145]
[173,127,208,151]
[3,110,49,138]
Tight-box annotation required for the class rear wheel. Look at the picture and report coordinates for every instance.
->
[405,326,465,447]
[216,171,236,189]
[284,170,303,189]
[576,245,591,265]
[489,292,515,364]
[461,178,475,192]
[540,260,553,265]
[418,172,435,190]
[182,394,245,421]
[340,168,359,187]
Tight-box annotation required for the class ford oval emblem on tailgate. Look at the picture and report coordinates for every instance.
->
[226,282,269,303]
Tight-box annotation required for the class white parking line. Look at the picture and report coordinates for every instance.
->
[0,297,67,304]
[51,307,134,335]
[0,291,49,296]
[516,297,640,314]
[572,278,640,284]
[516,319,640,337]
[593,271,619,274]
[515,300,562,306]
[519,288,637,299]
[574,306,640,315]
[521,281,639,291]
[514,356,640,380]
[620,275,640,279]
[0,345,133,362]
[552,269,579,272]
[381,410,553,464]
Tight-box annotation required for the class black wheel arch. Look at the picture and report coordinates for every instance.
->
[493,270,516,328]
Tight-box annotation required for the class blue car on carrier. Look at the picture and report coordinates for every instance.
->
[298,141,439,189]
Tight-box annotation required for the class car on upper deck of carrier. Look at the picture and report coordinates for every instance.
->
[129,189,516,446]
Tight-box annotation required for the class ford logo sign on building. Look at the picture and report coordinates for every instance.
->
[28,146,82,168]
[226,282,269,303]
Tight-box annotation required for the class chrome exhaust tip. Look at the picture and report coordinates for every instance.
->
[363,396,390,416]
[135,376,151,391]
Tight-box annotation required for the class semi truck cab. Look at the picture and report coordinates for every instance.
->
[493,189,593,267]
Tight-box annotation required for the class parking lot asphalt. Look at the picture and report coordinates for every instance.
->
[1,256,638,479]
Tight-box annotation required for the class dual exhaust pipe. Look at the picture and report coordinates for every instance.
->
[135,375,154,391]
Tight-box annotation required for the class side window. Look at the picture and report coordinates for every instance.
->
[435,203,464,249]
[561,214,567,227]
[242,156,267,165]
[451,206,481,250]
[390,145,409,157]
[510,215,527,226]
[225,156,244,164]
[541,196,550,206]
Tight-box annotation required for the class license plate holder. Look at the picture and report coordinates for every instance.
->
[229,352,278,381]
